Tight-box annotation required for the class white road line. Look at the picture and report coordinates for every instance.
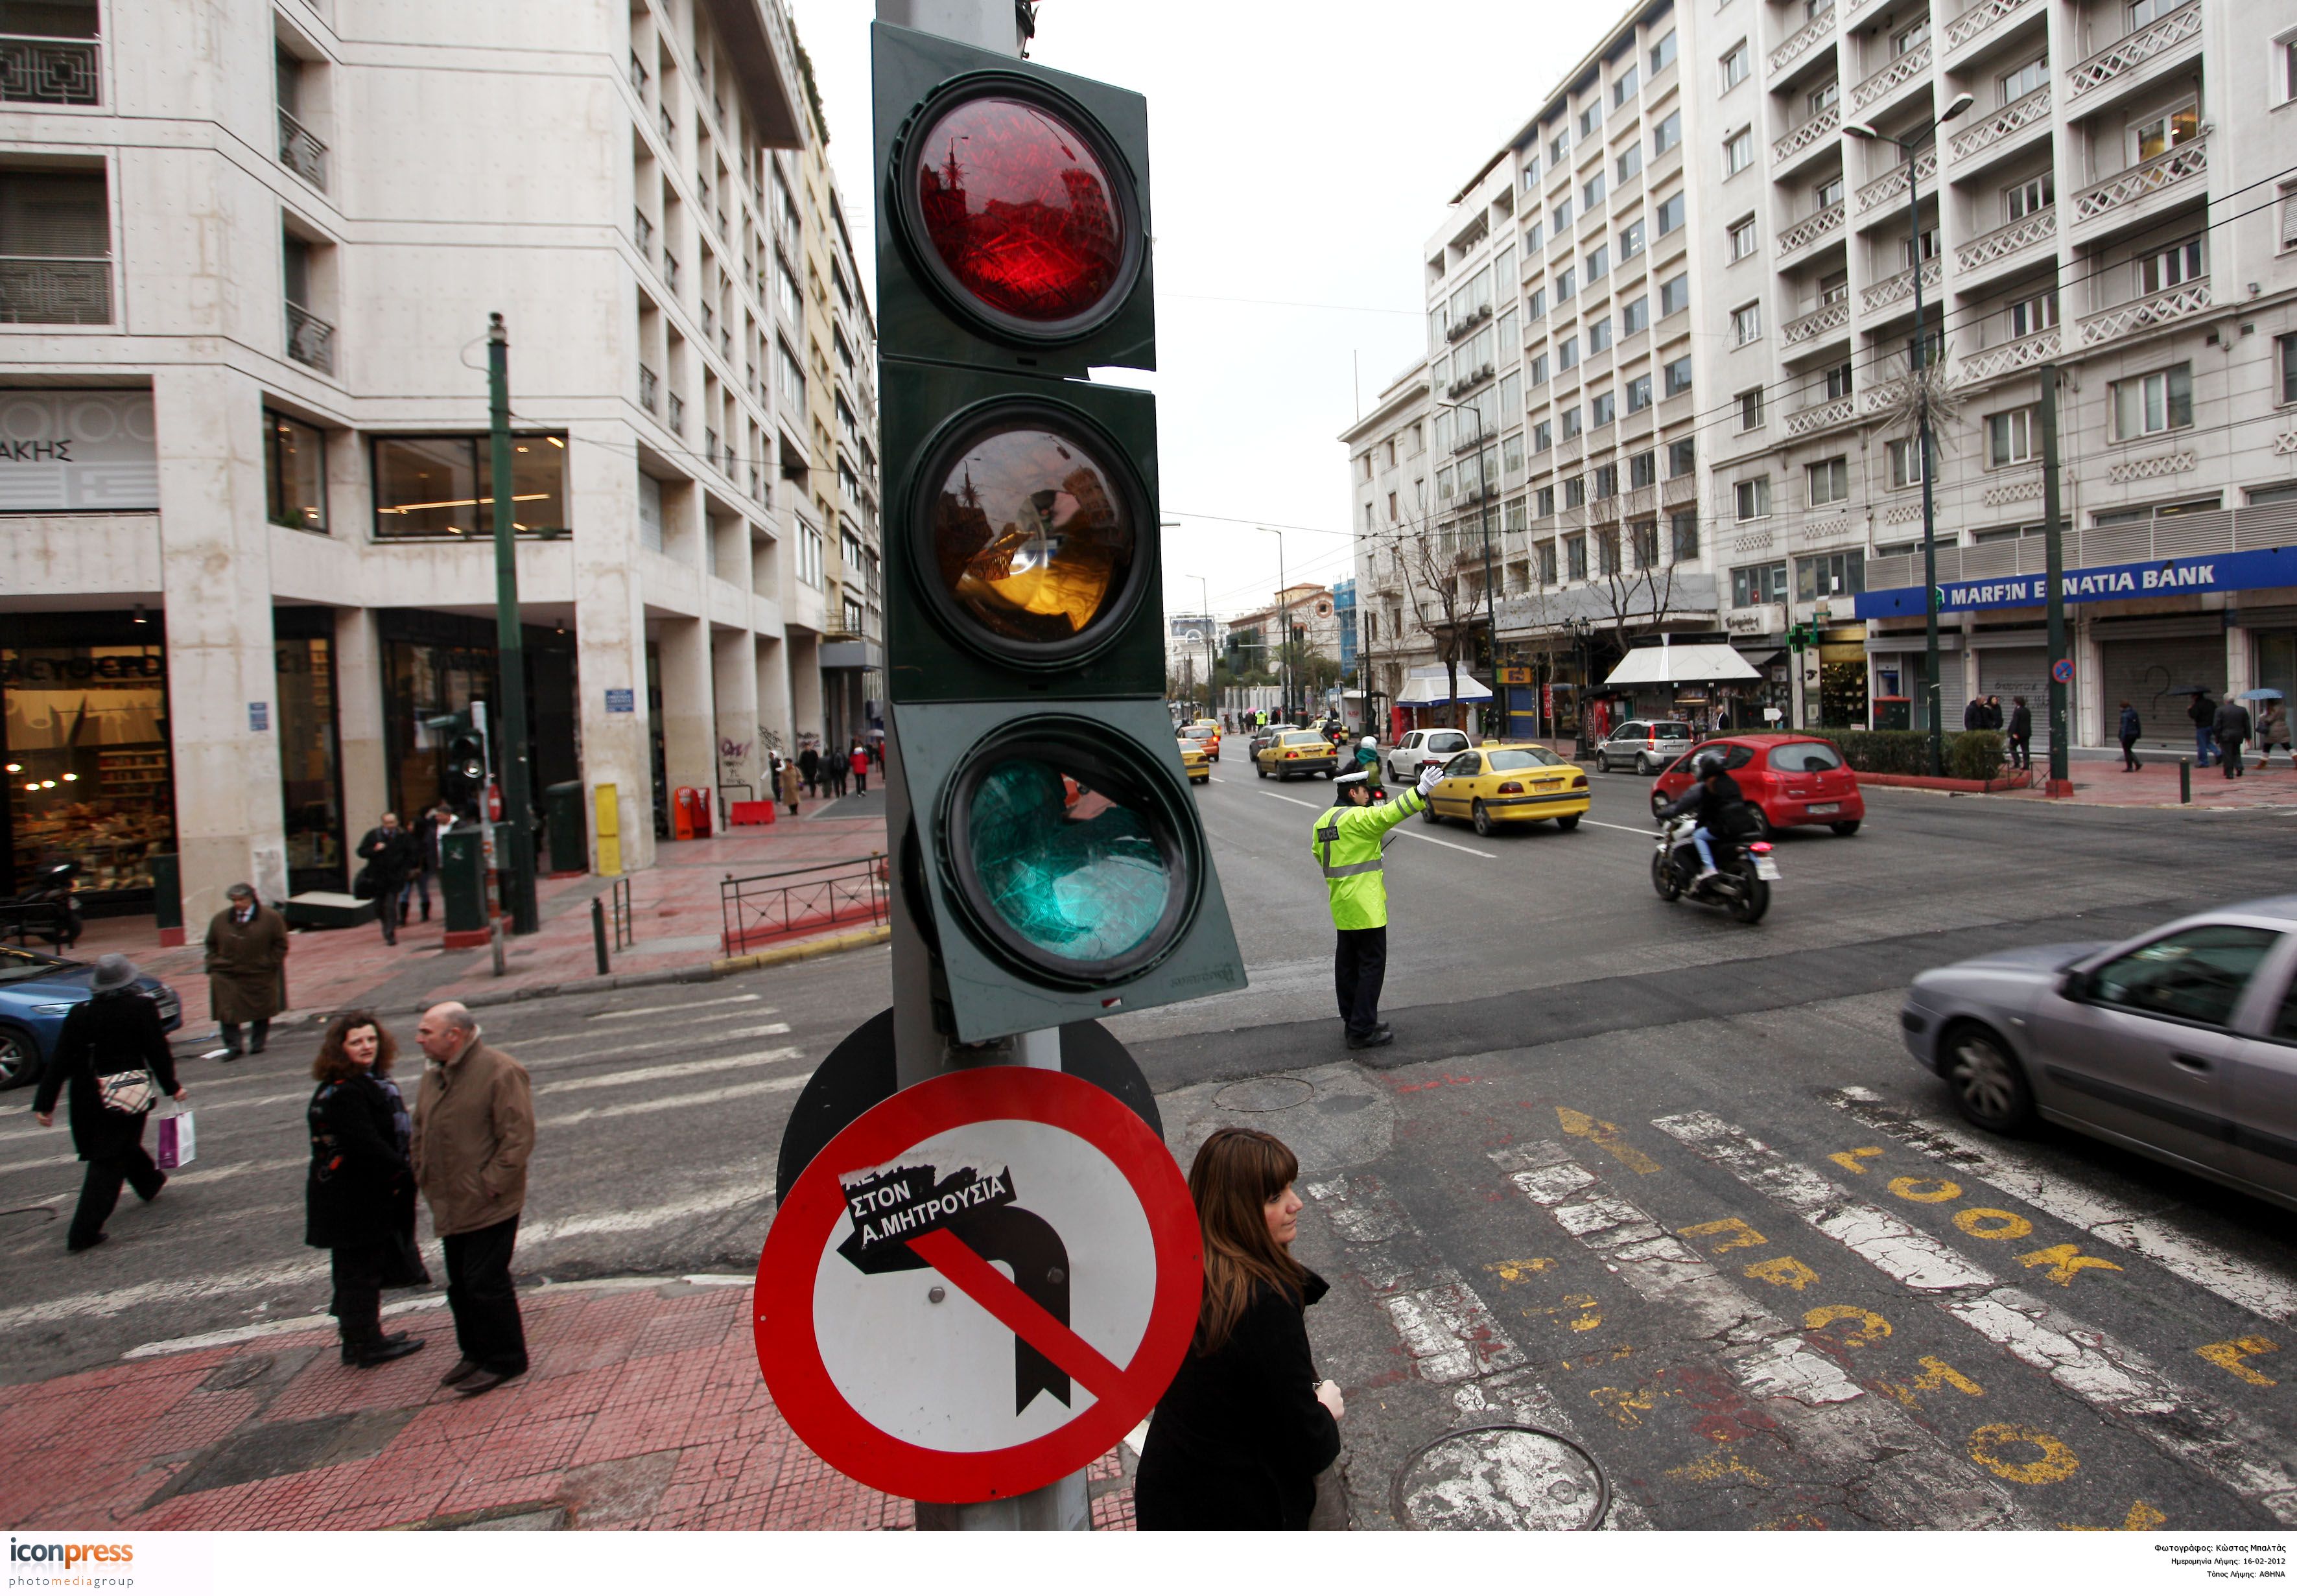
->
[171,1156,301,1188]
[587,992,764,1022]
[1829,1086,2297,1327]
[1306,1173,1525,1383]
[523,1020,792,1067]
[540,1074,808,1127]
[540,1047,803,1095]
[510,1008,781,1050]
[1258,788,1497,858]
[1653,1110,2297,1524]
[1577,819,1655,836]
[1262,792,1323,809]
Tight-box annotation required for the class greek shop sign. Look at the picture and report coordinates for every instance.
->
[1854,547,2297,620]
[0,390,159,513]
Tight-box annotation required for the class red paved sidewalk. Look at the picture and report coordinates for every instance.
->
[1970,753,2297,811]
[0,1280,1138,1532]
[65,801,889,1034]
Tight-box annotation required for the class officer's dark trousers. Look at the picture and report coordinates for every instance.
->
[1334,926,1388,1037]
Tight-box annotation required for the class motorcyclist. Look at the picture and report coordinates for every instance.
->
[1354,734,1381,778]
[1311,764,1441,1049]
[1656,749,1745,884]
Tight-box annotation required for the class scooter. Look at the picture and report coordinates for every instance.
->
[1649,816,1777,925]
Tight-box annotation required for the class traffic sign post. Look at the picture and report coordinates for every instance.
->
[755,1067,1201,1507]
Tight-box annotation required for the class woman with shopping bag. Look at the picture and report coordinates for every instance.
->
[304,1011,430,1368]
[32,954,185,1253]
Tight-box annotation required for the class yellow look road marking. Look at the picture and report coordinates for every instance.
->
[2016,1242,2125,1285]
[2197,1335,2282,1387]
[1970,1424,2080,1485]
[1556,1106,1662,1174]
[2060,1501,2169,1532]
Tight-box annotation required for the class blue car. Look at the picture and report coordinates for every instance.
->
[0,944,183,1090]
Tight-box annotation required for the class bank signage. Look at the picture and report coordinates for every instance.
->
[1854,547,2297,620]
[0,390,159,512]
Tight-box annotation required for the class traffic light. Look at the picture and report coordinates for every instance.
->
[873,21,1244,1043]
[427,708,489,814]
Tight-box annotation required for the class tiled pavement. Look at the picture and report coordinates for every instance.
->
[0,1281,1135,1532]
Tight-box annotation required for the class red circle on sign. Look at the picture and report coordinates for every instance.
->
[753,1067,1201,1503]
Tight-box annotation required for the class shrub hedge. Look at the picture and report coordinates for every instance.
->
[1785,727,2006,782]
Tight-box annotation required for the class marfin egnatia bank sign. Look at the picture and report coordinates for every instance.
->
[1854,547,2297,620]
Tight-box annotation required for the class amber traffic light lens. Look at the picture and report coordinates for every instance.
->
[913,95,1126,326]
[925,417,1138,649]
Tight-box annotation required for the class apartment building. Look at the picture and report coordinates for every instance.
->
[1350,0,2297,749]
[0,0,852,924]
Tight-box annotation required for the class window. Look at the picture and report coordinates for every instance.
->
[1537,486,1557,518]
[1556,263,1577,303]
[1526,285,1547,319]
[1618,143,1643,184]
[1656,191,1685,236]
[1594,463,1618,499]
[1589,316,1613,353]
[1538,538,1559,581]
[777,340,805,406]
[1730,301,1761,345]
[1437,465,1456,502]
[1725,128,1754,174]
[1597,528,1621,574]
[1623,294,1649,334]
[2112,364,2194,439]
[1559,334,1581,370]
[1580,100,1603,138]
[2005,174,2053,221]
[1987,406,2037,467]
[1360,452,1374,482]
[2134,102,2198,163]
[2007,288,2058,336]
[1584,173,1607,211]
[1387,491,1398,522]
[1659,273,1690,316]
[1796,550,1866,600]
[1591,390,1617,425]
[1567,533,1589,578]
[1902,226,1942,268]
[1550,128,1572,165]
[2282,33,2297,105]
[1735,476,1771,521]
[1586,244,1610,283]
[1630,449,1657,489]
[1999,56,2047,103]
[1672,510,1699,561]
[1632,521,1660,567]
[0,167,112,324]
[1650,29,1677,73]
[1533,419,1554,451]
[1822,361,1853,401]
[1664,355,1692,395]
[1886,436,1926,487]
[1667,436,1695,477]
[1806,456,1849,506]
[1728,215,1758,260]
[777,258,802,324]
[2086,925,2281,1029]
[265,410,326,532]
[1521,155,1542,189]
[1566,475,1587,508]
[1503,430,1525,476]
[1653,109,1682,156]
[2282,333,2297,405]
[1892,18,1929,55]
[1614,64,1639,104]
[1561,404,1584,439]
[1627,373,1653,412]
[1732,561,1788,607]
[1738,388,1765,430]
[1813,174,1844,211]
[372,433,569,537]
[1808,80,1840,118]
[1497,307,1518,351]
[1721,41,1749,90]
[1620,219,1646,261]
[1500,369,1522,420]
[2139,239,2204,294]
[1529,352,1550,386]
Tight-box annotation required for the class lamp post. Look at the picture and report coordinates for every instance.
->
[1183,569,1215,720]
[1846,92,1973,779]
[1256,526,1290,720]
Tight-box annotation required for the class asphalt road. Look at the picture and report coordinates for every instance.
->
[6,759,2297,1531]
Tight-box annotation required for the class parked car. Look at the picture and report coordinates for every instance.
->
[1255,728,1339,781]
[1426,743,1590,836]
[1647,734,1865,835]
[0,944,183,1090]
[1595,719,1697,775]
[1900,899,2297,1210]
[1384,727,1475,786]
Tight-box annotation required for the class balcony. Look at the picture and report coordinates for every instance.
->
[1777,201,1846,261]
[1954,205,2056,277]
[1786,394,1857,436]
[1769,6,1837,77]
[0,255,107,323]
[2066,0,2201,103]
[2077,277,2209,347]
[659,104,675,145]
[2071,137,2206,237]
[1960,326,2060,383]
[1860,257,1939,314]
[1944,0,2040,60]
[639,363,659,413]
[1948,85,2049,168]
[1773,102,1843,169]
[0,34,99,106]
[277,108,327,191]
[663,252,681,293]
[1855,148,1935,219]
[1852,41,1931,113]
[1782,299,1852,347]
[285,301,335,374]
[629,51,648,93]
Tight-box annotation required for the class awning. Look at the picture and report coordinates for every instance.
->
[1604,643,1763,687]
[1394,670,1492,706]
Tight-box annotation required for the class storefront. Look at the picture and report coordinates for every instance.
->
[377,610,577,829]
[2096,614,2226,734]
[1865,630,1964,734]
[274,609,345,895]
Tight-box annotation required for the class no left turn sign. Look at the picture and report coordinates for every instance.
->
[753,1066,1201,1503]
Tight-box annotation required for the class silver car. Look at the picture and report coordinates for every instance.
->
[1594,719,1697,775]
[1901,897,2297,1210]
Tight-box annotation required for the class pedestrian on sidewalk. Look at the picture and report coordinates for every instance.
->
[2189,690,2218,768]
[868,729,885,773]
[32,954,185,1254]
[849,742,869,796]
[2119,701,2143,771]
[2257,701,2291,771]
[411,1002,533,1397]
[305,1011,429,1369]
[354,814,419,946]
[2006,697,2032,771]
[1136,1129,1343,1531]
[2213,694,2252,779]
[797,741,820,798]
[204,883,287,1059]
[1962,697,1985,732]
[777,753,803,816]
[1312,764,1440,1050]
[403,801,453,926]
[825,745,847,799]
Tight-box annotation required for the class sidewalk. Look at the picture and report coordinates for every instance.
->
[1981,749,2297,810]
[0,1280,1138,1531]
[68,795,890,1035]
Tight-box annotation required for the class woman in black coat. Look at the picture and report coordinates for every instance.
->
[32,954,185,1253]
[305,1011,428,1368]
[1137,1129,1344,1531]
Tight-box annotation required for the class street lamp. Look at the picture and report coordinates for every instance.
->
[1846,91,1972,778]
[1428,395,1501,735]
[1183,567,1214,720]
[1256,526,1290,721]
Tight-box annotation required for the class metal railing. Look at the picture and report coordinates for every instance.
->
[639,362,659,412]
[1773,102,1841,167]
[1776,200,1845,257]
[720,852,889,956]
[2079,277,2209,347]
[610,875,635,952]
[277,108,327,189]
[2067,0,2201,99]
[0,34,98,105]
[667,392,685,433]
[285,301,334,373]
[0,256,109,323]
[1782,299,1850,346]
[1960,326,2060,383]
[633,208,654,253]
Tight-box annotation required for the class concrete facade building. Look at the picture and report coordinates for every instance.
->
[0,0,880,926]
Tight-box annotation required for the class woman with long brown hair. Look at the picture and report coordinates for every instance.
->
[303,1011,428,1368]
[1135,1129,1343,1530]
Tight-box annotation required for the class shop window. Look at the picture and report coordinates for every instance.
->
[265,409,326,532]
[372,433,567,537]
[274,631,343,893]
[4,639,172,897]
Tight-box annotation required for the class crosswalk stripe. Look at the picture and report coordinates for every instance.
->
[586,992,764,1022]
[539,1074,808,1127]
[523,1021,792,1070]
[539,1047,804,1095]
[1653,1109,2297,1525]
[508,1008,781,1051]
[1490,1138,2030,1529]
[1828,1085,2297,1327]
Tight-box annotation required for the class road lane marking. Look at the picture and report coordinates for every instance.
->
[587,992,764,1022]
[1257,788,1500,858]
[540,1074,808,1127]
[1828,1086,2297,1326]
[1653,1110,2297,1524]
[1556,1106,1662,1173]
[522,1021,792,1067]
[2198,1336,2283,1387]
[1577,819,1656,836]
[539,1047,803,1094]
[510,1009,781,1050]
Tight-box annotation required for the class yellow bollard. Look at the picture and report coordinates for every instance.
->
[595,781,621,877]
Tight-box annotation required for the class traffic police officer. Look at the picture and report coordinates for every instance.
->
[1312,762,1441,1050]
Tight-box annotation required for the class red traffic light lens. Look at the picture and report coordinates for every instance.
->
[914,95,1126,327]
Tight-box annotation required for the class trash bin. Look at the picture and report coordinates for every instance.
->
[544,781,587,875]
[439,824,488,937]
[1871,696,1911,731]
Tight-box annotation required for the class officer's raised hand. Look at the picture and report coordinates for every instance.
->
[1415,762,1441,799]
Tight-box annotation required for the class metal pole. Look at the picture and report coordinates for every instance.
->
[590,896,609,974]
[1905,146,1944,779]
[1196,574,1214,720]
[2040,363,2067,790]
[486,314,539,934]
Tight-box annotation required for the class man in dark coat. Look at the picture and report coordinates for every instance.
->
[2005,697,2033,771]
[204,882,287,1058]
[355,812,419,946]
[2213,695,2253,779]
[1962,698,1985,731]
[796,742,820,798]
[412,1002,534,1396]
[33,955,185,1252]
[2189,690,2219,768]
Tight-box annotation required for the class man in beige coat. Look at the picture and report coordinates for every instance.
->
[203,884,287,1059]
[412,1002,534,1396]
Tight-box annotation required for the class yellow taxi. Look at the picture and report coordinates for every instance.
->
[1426,742,1590,836]
[1181,719,1222,760]
[1177,736,1211,785]
[1255,727,1339,782]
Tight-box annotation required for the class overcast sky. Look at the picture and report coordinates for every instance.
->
[799,0,1619,626]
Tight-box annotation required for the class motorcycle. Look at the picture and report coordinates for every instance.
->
[1649,816,1777,924]
[0,860,82,950]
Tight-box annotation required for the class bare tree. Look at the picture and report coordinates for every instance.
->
[1379,484,1485,731]
[1585,518,1686,663]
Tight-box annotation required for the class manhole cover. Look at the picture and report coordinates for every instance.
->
[200,1355,274,1392]
[1213,1077,1315,1112]
[1394,1426,1608,1531]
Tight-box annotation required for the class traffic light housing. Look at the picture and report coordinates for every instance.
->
[873,21,1244,1044]
[427,709,488,814]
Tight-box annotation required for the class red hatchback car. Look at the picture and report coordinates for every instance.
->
[1647,734,1867,835]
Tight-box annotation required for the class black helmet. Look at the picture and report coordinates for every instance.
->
[1693,749,1729,780]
